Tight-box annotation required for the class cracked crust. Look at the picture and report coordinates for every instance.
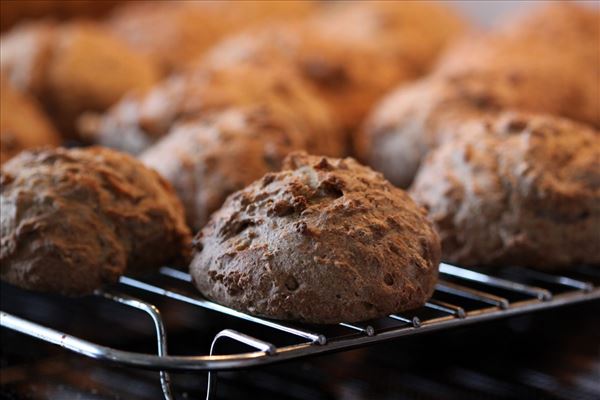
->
[0,147,191,295]
[410,113,600,270]
[190,152,440,323]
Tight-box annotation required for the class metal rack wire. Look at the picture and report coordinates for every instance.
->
[1,263,599,400]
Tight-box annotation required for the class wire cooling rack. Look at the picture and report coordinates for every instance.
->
[1,263,599,399]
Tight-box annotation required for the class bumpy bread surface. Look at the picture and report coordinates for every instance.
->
[410,113,600,270]
[204,1,465,132]
[0,20,159,137]
[434,33,599,128]
[356,77,494,188]
[80,62,343,156]
[190,152,440,324]
[0,147,191,295]
[356,64,589,188]
[141,107,331,230]
[356,2,599,188]
[1,78,60,165]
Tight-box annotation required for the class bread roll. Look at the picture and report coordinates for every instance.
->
[0,147,191,295]
[411,113,600,270]
[191,152,440,323]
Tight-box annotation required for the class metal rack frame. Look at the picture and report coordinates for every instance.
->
[1,263,599,400]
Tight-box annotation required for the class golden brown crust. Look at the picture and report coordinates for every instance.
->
[107,0,317,71]
[204,1,465,132]
[0,79,60,165]
[80,62,343,156]
[0,147,191,295]
[0,20,160,137]
[410,113,600,270]
[190,152,440,324]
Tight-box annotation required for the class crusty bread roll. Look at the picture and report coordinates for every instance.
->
[411,112,600,270]
[356,2,599,187]
[140,106,342,230]
[0,147,191,295]
[107,0,317,71]
[0,20,160,137]
[204,1,466,133]
[80,62,343,156]
[190,152,440,323]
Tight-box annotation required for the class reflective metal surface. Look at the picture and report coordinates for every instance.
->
[1,263,597,373]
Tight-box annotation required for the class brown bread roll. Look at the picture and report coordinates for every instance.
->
[107,0,317,71]
[356,2,599,188]
[1,78,60,165]
[190,152,440,323]
[0,20,160,137]
[204,0,465,133]
[0,147,191,295]
[80,62,343,156]
[141,106,337,230]
[410,113,600,270]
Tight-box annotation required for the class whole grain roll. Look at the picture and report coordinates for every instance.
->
[190,152,440,324]
[356,63,590,188]
[204,0,465,133]
[356,2,599,187]
[107,0,317,71]
[0,147,191,295]
[80,62,343,156]
[438,3,599,126]
[141,107,335,230]
[410,112,600,270]
[434,28,599,127]
[1,78,60,165]
[0,20,160,137]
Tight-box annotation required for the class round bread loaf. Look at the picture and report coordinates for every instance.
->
[190,152,440,323]
[434,30,599,128]
[204,1,465,132]
[141,107,334,230]
[1,78,60,165]
[0,20,159,137]
[410,113,600,270]
[356,2,599,188]
[355,65,586,188]
[107,0,316,71]
[0,147,191,295]
[80,62,343,156]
